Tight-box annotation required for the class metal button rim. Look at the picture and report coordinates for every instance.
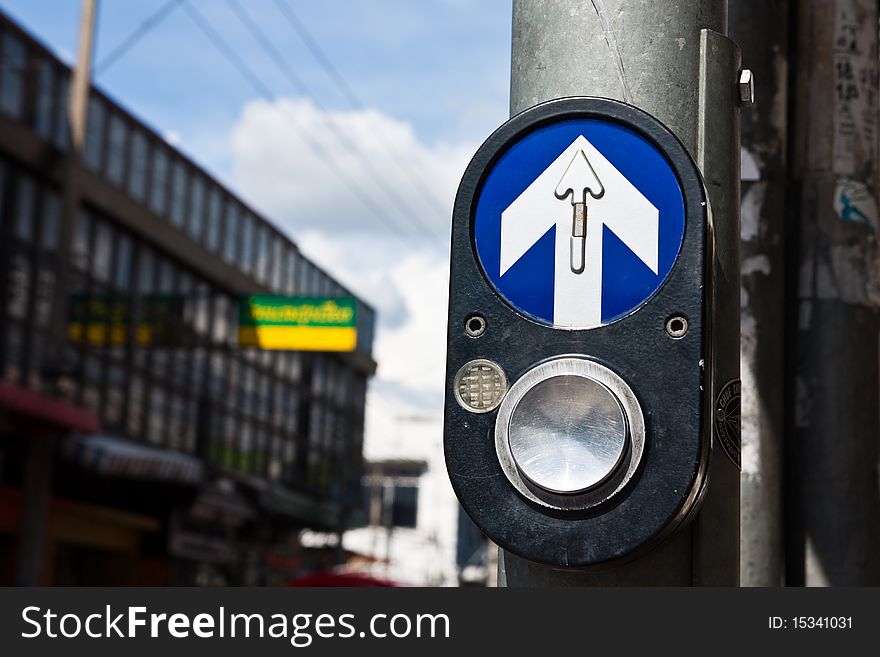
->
[494,357,645,511]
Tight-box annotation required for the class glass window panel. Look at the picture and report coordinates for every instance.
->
[92,220,113,283]
[178,270,192,294]
[284,247,297,295]
[13,174,35,242]
[255,224,269,283]
[188,175,205,240]
[391,485,418,528]
[147,387,166,444]
[299,258,315,295]
[205,187,222,251]
[239,212,254,273]
[271,236,284,291]
[127,375,144,437]
[106,113,127,186]
[34,59,55,139]
[54,73,70,151]
[169,159,186,227]
[40,188,61,252]
[212,294,229,344]
[0,32,26,118]
[128,130,148,201]
[114,233,132,289]
[158,258,174,293]
[6,254,30,319]
[223,202,239,263]
[34,258,54,329]
[72,210,91,272]
[138,247,155,293]
[194,283,209,336]
[83,95,105,171]
[149,146,169,215]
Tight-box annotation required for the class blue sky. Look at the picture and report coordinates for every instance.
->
[0,0,512,180]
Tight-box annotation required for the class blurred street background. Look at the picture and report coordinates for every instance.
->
[0,0,510,587]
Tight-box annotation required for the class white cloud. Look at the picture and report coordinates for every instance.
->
[229,96,472,240]
[228,97,471,452]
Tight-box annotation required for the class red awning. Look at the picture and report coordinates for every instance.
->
[0,381,100,434]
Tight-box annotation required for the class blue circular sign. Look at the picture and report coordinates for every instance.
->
[473,118,686,329]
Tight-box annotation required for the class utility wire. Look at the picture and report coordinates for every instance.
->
[95,0,185,75]
[225,0,446,244]
[181,2,435,255]
[272,0,451,213]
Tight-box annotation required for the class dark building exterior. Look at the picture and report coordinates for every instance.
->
[0,11,375,585]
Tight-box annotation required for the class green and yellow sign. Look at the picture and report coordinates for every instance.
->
[238,296,358,352]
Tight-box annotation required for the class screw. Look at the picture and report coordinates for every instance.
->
[738,69,755,107]
[666,315,688,339]
[464,314,486,338]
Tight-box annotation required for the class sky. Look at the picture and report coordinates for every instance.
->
[0,0,513,452]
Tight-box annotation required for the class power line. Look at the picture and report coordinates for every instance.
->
[272,0,451,213]
[224,0,447,244]
[95,0,185,75]
[181,2,436,255]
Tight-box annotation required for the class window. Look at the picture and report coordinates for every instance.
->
[299,258,315,295]
[138,247,155,293]
[284,247,298,294]
[188,175,205,240]
[92,220,113,283]
[223,201,239,263]
[72,211,91,272]
[271,236,284,291]
[83,95,105,171]
[128,130,148,201]
[127,375,144,437]
[106,113,127,186]
[6,252,30,320]
[40,189,60,252]
[13,174,35,242]
[0,32,26,118]
[255,224,269,283]
[239,212,254,273]
[34,60,55,139]
[54,74,70,151]
[149,147,169,215]
[169,160,187,227]
[364,478,419,529]
[147,388,166,444]
[205,188,222,251]
[114,233,132,290]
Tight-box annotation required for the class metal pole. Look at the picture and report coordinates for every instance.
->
[788,0,880,586]
[729,0,787,587]
[504,0,741,586]
[50,0,97,368]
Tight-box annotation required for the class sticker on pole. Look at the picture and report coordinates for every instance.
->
[473,118,686,328]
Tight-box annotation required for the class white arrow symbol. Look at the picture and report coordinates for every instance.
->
[500,135,659,327]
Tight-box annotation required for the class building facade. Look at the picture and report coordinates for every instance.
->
[0,11,375,585]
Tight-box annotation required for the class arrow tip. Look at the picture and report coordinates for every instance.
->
[555,148,605,203]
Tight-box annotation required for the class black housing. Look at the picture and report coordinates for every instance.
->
[443,97,712,567]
